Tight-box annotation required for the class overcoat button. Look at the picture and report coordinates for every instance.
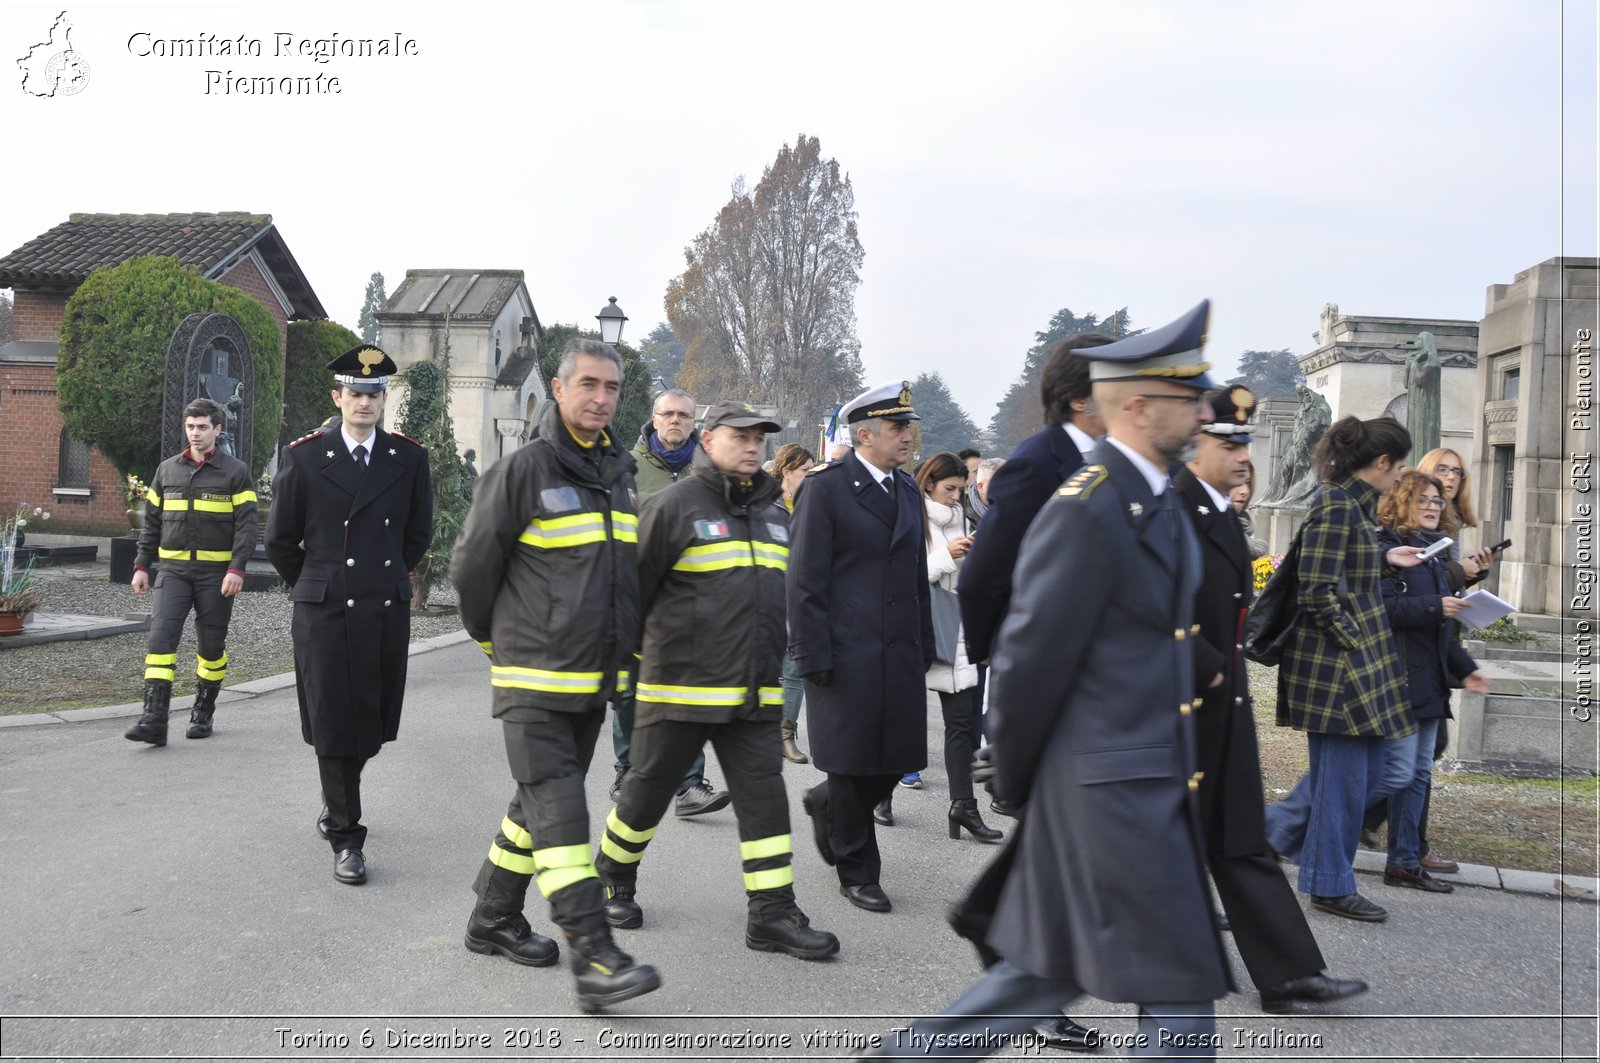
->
[1233,592,1242,600]
[346,599,355,607]
[1235,696,1245,705]
[346,559,355,567]
[384,600,392,607]
[1179,703,1192,716]
[1174,629,1186,640]
[1188,771,1204,792]
[1191,624,1201,636]
[343,520,349,527]
[384,560,392,567]
[384,518,391,526]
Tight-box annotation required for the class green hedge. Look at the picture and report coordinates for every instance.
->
[58,255,285,477]
[283,319,362,446]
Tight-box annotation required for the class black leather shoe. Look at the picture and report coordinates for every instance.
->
[872,798,894,826]
[334,848,367,885]
[1383,865,1454,893]
[675,779,732,817]
[604,883,644,929]
[801,791,835,866]
[464,906,559,967]
[1310,892,1387,921]
[746,909,840,960]
[1259,972,1369,1014]
[1034,1015,1101,1052]
[316,805,333,841]
[989,798,1018,819]
[609,765,628,802]
[839,882,891,913]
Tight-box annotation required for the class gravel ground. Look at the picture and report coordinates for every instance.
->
[0,560,465,715]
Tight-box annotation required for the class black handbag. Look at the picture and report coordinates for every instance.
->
[1242,532,1304,666]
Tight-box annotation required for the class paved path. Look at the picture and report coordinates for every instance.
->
[1,640,1595,1060]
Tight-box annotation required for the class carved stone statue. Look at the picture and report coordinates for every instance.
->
[461,448,479,499]
[1261,385,1332,507]
[1405,331,1442,457]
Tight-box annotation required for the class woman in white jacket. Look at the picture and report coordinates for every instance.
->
[876,451,1003,843]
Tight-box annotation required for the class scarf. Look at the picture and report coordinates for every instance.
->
[648,429,697,473]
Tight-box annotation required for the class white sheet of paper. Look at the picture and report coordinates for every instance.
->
[1456,589,1515,629]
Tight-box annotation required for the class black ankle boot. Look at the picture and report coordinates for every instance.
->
[604,882,643,929]
[948,798,1002,842]
[464,904,559,966]
[566,924,661,1013]
[186,678,221,739]
[746,907,840,960]
[125,680,171,746]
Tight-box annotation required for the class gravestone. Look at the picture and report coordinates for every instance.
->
[163,313,253,465]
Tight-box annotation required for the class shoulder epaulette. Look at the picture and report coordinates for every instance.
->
[1056,464,1108,499]
[288,430,324,449]
[389,432,424,448]
[808,460,841,475]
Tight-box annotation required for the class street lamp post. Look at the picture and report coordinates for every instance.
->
[596,297,628,346]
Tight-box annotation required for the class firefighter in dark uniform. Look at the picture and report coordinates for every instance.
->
[594,401,840,961]
[125,397,258,746]
[787,381,934,914]
[865,301,1230,1059]
[1176,385,1367,1014]
[450,338,660,1014]
[266,345,434,887]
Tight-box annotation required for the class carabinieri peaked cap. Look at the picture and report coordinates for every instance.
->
[327,344,398,394]
[841,380,922,424]
[1085,299,1217,390]
[1199,385,1257,443]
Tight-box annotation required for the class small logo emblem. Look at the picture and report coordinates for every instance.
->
[18,11,90,97]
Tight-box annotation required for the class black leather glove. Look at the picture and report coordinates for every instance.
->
[971,745,997,789]
[805,670,832,687]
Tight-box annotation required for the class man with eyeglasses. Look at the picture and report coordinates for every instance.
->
[612,389,734,818]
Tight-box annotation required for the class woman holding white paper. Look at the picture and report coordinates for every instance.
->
[1376,471,1490,893]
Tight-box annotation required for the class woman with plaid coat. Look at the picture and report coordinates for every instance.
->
[1264,416,1427,923]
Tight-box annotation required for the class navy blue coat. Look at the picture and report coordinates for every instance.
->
[786,451,933,775]
[958,424,1084,662]
[1378,527,1478,720]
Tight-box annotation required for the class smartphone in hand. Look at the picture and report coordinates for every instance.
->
[1419,536,1454,561]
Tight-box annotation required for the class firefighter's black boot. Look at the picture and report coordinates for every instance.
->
[604,882,643,929]
[746,905,840,960]
[566,921,661,1013]
[125,680,171,746]
[186,678,222,739]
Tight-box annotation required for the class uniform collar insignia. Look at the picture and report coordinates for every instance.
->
[1197,504,1210,515]
[388,448,396,456]
[1129,501,1144,517]
[326,450,335,458]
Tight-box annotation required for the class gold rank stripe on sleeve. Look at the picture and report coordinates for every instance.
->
[516,510,637,550]
[671,540,789,573]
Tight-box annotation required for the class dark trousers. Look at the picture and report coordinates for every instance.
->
[472,709,607,932]
[970,664,987,747]
[938,688,977,802]
[317,755,368,851]
[596,716,796,917]
[144,567,233,686]
[611,688,706,792]
[874,961,1216,1060]
[806,773,899,887]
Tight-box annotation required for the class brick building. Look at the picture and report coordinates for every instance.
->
[0,213,325,533]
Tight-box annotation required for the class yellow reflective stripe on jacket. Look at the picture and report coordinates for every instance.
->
[490,666,604,694]
[499,816,533,850]
[743,866,794,891]
[145,487,163,507]
[477,640,493,656]
[616,670,630,694]
[758,686,783,706]
[189,498,236,513]
[611,511,638,543]
[672,543,754,573]
[739,834,792,861]
[157,548,232,562]
[518,512,608,549]
[232,490,257,506]
[751,542,788,570]
[635,683,751,707]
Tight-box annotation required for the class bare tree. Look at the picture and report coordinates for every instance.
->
[667,135,864,423]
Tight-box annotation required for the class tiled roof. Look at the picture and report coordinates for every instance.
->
[0,212,327,320]
[495,346,540,389]
[0,212,271,289]
[380,269,526,321]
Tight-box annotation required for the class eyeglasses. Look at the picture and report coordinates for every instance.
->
[1418,497,1448,510]
[1432,465,1464,478]
[654,411,694,421]
[1137,393,1202,406]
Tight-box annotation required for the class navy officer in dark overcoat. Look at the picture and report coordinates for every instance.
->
[787,381,934,914]
[865,302,1232,1059]
[266,344,434,886]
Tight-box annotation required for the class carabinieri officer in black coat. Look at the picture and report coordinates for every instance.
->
[788,381,934,914]
[267,344,433,886]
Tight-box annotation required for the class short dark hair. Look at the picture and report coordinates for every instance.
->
[1041,334,1115,425]
[183,397,225,427]
[1312,415,1411,482]
[957,448,981,461]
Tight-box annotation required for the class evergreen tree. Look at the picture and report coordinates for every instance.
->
[537,324,654,446]
[988,307,1136,451]
[282,319,362,448]
[358,272,386,345]
[911,371,981,458]
[1228,348,1305,397]
[397,345,468,609]
[0,292,13,346]
[638,321,687,389]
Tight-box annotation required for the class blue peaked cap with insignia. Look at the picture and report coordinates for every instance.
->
[1085,299,1217,391]
[328,344,398,394]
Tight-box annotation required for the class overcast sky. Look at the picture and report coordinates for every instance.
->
[6,0,1596,428]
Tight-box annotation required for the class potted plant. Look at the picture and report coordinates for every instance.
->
[1,504,49,635]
